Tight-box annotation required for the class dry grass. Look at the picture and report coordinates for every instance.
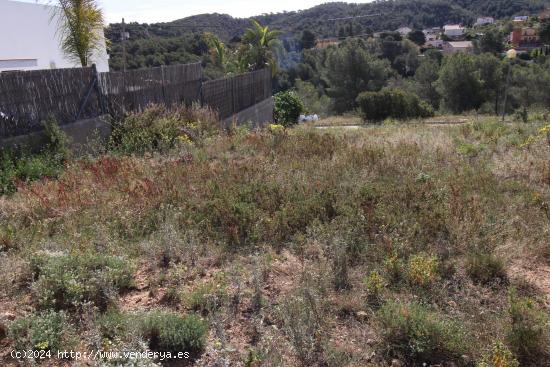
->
[1,114,549,366]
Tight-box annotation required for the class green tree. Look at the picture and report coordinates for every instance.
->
[393,39,421,77]
[325,39,392,113]
[408,30,426,46]
[436,53,484,113]
[301,29,316,50]
[412,58,441,109]
[55,0,105,67]
[475,29,504,55]
[475,53,505,114]
[240,20,281,75]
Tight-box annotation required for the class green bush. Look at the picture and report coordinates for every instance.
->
[9,310,75,352]
[377,301,469,363]
[466,251,506,284]
[138,311,207,359]
[478,341,519,367]
[274,90,304,126]
[184,277,228,315]
[31,252,134,311]
[407,253,439,287]
[356,89,433,123]
[0,119,68,195]
[507,291,549,364]
[110,104,218,154]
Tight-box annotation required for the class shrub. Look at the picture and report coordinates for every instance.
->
[110,104,218,154]
[507,291,549,364]
[466,251,506,284]
[138,311,207,359]
[0,119,68,195]
[332,242,350,291]
[274,90,304,127]
[281,289,324,366]
[31,252,134,311]
[384,253,405,285]
[356,89,433,123]
[407,253,439,287]
[184,276,228,315]
[377,301,469,363]
[9,310,75,352]
[478,341,519,367]
[364,271,385,305]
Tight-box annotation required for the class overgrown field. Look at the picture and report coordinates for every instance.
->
[1,111,549,367]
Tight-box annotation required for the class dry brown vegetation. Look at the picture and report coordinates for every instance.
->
[0,112,549,367]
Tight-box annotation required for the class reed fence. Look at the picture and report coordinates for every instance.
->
[0,63,272,138]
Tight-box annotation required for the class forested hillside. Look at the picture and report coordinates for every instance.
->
[105,0,548,70]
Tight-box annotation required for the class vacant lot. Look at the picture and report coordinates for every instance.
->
[1,114,549,366]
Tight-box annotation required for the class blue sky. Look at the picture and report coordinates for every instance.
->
[20,0,372,24]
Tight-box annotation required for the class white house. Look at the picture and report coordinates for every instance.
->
[474,17,495,26]
[442,41,473,55]
[443,24,465,38]
[426,39,444,49]
[396,27,412,37]
[423,29,439,42]
[0,0,109,72]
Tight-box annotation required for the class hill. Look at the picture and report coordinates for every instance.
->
[104,0,549,70]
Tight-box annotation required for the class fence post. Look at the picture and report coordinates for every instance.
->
[161,65,167,107]
[75,65,99,121]
[231,76,236,116]
[93,64,107,115]
[199,66,204,107]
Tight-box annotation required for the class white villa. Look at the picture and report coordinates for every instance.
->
[0,0,109,72]
[474,17,495,26]
[443,24,466,38]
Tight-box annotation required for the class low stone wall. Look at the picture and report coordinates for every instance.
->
[0,115,111,154]
[222,97,274,128]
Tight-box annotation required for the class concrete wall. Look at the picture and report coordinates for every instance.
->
[0,0,109,73]
[0,116,111,154]
[0,97,273,153]
[222,97,274,128]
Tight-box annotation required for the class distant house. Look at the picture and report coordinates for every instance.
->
[423,28,440,41]
[315,38,340,49]
[443,24,465,38]
[474,17,495,26]
[396,27,412,37]
[0,0,109,72]
[510,27,540,48]
[442,41,473,55]
[426,39,444,49]
[513,16,529,24]
[540,9,550,21]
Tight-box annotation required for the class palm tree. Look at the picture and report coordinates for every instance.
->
[240,20,281,74]
[204,33,227,71]
[54,0,104,67]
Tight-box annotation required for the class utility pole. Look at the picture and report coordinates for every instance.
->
[121,18,128,72]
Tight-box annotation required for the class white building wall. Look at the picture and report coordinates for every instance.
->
[0,0,109,72]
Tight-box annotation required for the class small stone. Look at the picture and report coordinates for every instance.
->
[1,312,16,321]
[366,338,376,346]
[356,311,369,321]
[391,359,403,367]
